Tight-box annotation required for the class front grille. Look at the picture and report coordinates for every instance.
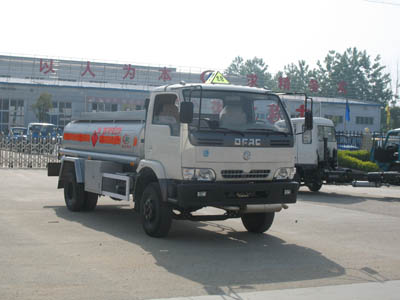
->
[197,138,224,146]
[221,169,270,179]
[270,140,290,146]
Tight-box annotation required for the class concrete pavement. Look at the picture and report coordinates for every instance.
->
[0,169,399,300]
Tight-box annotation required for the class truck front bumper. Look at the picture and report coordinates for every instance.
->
[173,180,298,209]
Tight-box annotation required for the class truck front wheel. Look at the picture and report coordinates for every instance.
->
[241,212,275,233]
[140,183,172,238]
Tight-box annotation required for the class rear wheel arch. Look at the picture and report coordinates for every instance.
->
[57,161,75,188]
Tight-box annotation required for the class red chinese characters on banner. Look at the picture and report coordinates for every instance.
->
[296,104,306,117]
[308,79,319,92]
[267,104,281,123]
[123,64,136,80]
[159,67,171,82]
[247,74,258,87]
[39,59,55,74]
[81,61,96,78]
[278,76,290,91]
[338,81,347,95]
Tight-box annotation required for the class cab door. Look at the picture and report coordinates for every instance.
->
[145,93,181,179]
[296,122,316,165]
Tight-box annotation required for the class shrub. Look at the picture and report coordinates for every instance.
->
[341,150,371,162]
[338,151,380,172]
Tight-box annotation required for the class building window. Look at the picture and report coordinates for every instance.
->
[324,115,343,125]
[0,98,25,133]
[356,116,373,125]
[49,100,72,127]
[89,102,120,112]
[256,113,266,120]
[91,102,104,112]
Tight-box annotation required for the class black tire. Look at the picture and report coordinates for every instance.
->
[389,165,400,185]
[294,172,301,191]
[241,212,275,233]
[140,182,172,238]
[83,192,98,211]
[64,170,85,212]
[307,182,322,192]
[389,165,400,172]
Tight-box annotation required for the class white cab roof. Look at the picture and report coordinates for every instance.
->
[153,83,271,94]
[291,117,334,126]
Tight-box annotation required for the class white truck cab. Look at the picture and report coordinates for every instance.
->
[292,117,338,191]
[49,79,312,237]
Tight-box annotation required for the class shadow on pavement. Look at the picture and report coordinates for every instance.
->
[298,190,400,204]
[44,203,345,294]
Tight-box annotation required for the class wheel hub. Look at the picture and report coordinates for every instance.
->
[144,198,155,221]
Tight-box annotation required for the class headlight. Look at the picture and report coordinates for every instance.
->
[182,168,216,181]
[273,167,296,180]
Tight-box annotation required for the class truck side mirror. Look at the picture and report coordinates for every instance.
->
[180,102,193,123]
[304,111,313,131]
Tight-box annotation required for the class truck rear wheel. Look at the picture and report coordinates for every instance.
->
[83,192,98,211]
[241,212,275,233]
[64,171,85,212]
[140,183,172,238]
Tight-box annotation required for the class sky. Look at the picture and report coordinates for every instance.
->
[1,0,400,90]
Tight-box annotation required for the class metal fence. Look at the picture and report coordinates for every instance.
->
[0,136,61,168]
[0,130,389,168]
[336,130,386,150]
[336,131,363,150]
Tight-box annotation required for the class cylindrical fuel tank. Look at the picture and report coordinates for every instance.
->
[62,111,145,158]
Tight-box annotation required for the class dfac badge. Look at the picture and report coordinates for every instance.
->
[243,151,251,161]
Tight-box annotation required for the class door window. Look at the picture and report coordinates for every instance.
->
[302,127,312,144]
[152,94,180,136]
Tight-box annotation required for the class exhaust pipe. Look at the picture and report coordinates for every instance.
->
[352,181,382,188]
[243,204,284,213]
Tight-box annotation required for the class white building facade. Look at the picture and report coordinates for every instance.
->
[0,55,382,133]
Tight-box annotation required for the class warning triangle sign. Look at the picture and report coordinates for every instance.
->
[205,71,230,84]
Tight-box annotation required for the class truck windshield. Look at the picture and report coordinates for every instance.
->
[318,125,336,142]
[40,125,57,136]
[183,89,291,134]
[11,128,27,136]
[29,125,57,136]
[385,132,400,147]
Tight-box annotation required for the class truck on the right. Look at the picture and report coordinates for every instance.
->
[372,128,400,172]
[293,117,400,191]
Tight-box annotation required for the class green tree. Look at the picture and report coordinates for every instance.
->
[225,48,393,104]
[278,60,318,94]
[385,106,400,130]
[224,56,274,88]
[32,93,52,122]
[316,47,392,103]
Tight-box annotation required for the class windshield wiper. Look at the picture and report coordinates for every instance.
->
[246,128,289,136]
[216,127,245,137]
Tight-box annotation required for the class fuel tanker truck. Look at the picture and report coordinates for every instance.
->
[48,74,312,237]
